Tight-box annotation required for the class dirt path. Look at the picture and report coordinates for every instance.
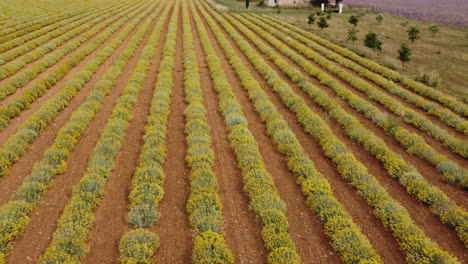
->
[0,3,161,203]
[189,8,268,264]
[82,5,172,264]
[223,12,468,262]
[152,6,193,263]
[3,7,163,263]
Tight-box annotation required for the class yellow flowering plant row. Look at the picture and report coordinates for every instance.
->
[249,16,468,159]
[36,3,170,263]
[191,2,302,263]
[0,0,161,183]
[251,15,468,135]
[196,2,384,264]
[260,15,468,118]
[201,4,461,263]
[240,14,468,190]
[0,2,149,100]
[0,3,164,263]
[226,13,468,246]
[180,2,234,263]
[118,1,177,263]
[0,0,124,66]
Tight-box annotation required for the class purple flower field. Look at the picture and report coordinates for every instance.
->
[344,0,468,27]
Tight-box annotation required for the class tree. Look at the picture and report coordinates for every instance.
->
[407,26,420,43]
[397,42,412,65]
[348,15,359,27]
[347,28,359,43]
[246,0,249,9]
[364,32,382,52]
[317,17,329,30]
[308,14,316,25]
[428,24,439,37]
[376,14,384,24]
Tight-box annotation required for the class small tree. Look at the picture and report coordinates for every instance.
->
[348,15,359,27]
[317,16,329,30]
[428,24,439,37]
[364,32,382,52]
[401,20,409,27]
[397,42,412,66]
[347,28,359,44]
[407,26,420,43]
[308,14,316,25]
[324,9,333,19]
[376,14,384,24]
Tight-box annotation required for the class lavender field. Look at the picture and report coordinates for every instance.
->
[344,0,468,27]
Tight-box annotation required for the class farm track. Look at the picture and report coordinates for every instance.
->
[214,10,468,260]
[1,0,466,263]
[189,9,268,263]
[0,5,164,263]
[228,15,468,206]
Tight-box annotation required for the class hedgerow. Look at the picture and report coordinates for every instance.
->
[118,2,177,263]
[37,3,168,263]
[0,2,164,261]
[191,2,301,263]
[197,3,383,264]
[229,13,468,247]
[0,1,162,181]
[181,2,234,263]
[201,4,461,263]
[240,14,468,191]
[259,15,468,118]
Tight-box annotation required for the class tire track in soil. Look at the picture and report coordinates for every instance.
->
[225,13,468,262]
[82,5,173,264]
[3,4,166,263]
[153,6,193,263]
[0,1,159,142]
[0,0,146,91]
[234,15,468,207]
[196,5,345,264]
[206,8,411,263]
[0,0,161,220]
[189,8,268,264]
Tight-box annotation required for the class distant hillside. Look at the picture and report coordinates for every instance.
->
[344,0,468,27]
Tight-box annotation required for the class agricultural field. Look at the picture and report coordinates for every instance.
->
[0,0,467,263]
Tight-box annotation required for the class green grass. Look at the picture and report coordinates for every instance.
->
[213,0,468,102]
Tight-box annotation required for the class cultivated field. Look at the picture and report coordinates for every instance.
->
[0,0,467,263]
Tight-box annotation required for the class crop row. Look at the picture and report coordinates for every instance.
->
[0,3,164,263]
[180,2,234,263]
[191,3,303,263]
[0,0,112,39]
[254,18,468,159]
[0,0,160,184]
[118,1,176,263]
[0,0,148,99]
[0,0,110,44]
[201,4,461,263]
[254,16,468,135]
[0,0,139,71]
[261,15,468,118]
[240,14,468,191]
[196,3,384,264]
[0,1,156,132]
[37,4,168,263]
[0,2,124,60]
[228,13,468,246]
